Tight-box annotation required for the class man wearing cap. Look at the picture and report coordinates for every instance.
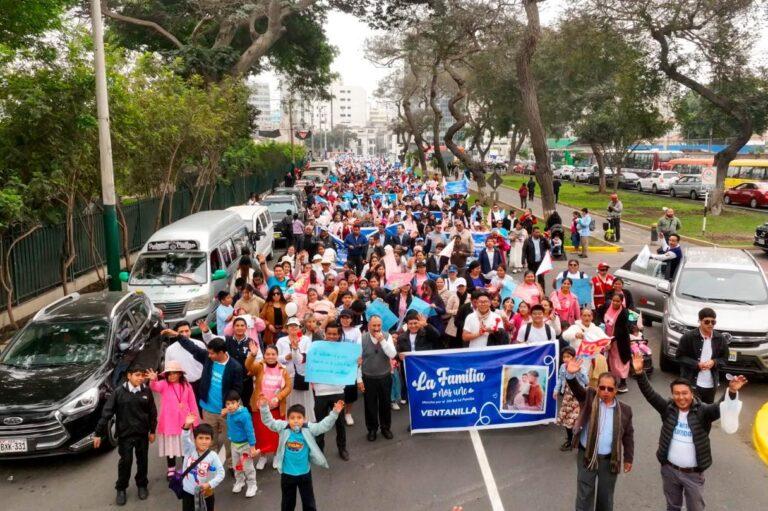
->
[311,253,324,274]
[426,223,447,254]
[592,263,615,309]
[445,266,462,292]
[607,194,623,242]
[319,259,337,281]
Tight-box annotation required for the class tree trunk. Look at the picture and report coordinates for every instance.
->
[399,131,411,164]
[516,0,555,216]
[650,29,753,216]
[479,132,495,163]
[402,98,428,175]
[0,224,41,328]
[80,206,105,285]
[116,200,132,269]
[429,64,448,176]
[60,193,77,296]
[507,128,527,174]
[590,142,606,193]
[155,141,182,230]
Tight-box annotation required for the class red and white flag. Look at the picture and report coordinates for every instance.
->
[536,251,553,276]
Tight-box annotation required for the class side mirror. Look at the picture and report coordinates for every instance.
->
[211,269,228,281]
[119,271,129,283]
[118,341,131,352]
[656,280,671,294]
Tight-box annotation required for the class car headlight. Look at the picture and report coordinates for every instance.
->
[667,317,688,334]
[187,295,211,311]
[60,387,100,421]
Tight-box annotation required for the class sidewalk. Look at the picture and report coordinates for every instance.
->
[475,183,655,254]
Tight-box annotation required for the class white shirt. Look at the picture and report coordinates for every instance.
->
[463,311,502,348]
[696,334,714,389]
[126,382,142,394]
[276,336,312,377]
[165,337,207,382]
[667,411,697,468]
[516,323,555,344]
[408,332,418,352]
[563,270,587,280]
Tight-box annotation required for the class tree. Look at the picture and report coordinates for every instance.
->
[589,0,768,215]
[516,0,555,216]
[541,14,668,192]
[0,0,72,48]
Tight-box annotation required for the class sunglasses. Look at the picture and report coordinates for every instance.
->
[598,385,615,392]
[568,263,578,267]
[702,319,716,325]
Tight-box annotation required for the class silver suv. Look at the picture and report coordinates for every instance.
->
[616,247,768,375]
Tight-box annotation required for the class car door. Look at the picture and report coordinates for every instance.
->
[731,183,748,204]
[260,212,274,253]
[676,176,690,194]
[614,255,666,319]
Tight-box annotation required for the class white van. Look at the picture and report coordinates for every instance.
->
[226,205,274,260]
[120,211,249,326]
[308,159,335,176]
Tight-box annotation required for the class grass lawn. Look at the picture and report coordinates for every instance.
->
[501,175,764,246]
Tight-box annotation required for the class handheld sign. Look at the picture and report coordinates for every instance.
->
[306,341,362,386]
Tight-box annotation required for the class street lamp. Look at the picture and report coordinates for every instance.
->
[90,0,122,291]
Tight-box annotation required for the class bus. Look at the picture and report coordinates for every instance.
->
[623,150,685,175]
[668,157,714,177]
[726,159,768,188]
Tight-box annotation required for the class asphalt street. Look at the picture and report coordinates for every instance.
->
[1,256,767,511]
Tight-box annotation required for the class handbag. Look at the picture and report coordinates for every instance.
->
[293,371,309,391]
[169,448,211,499]
[719,390,742,434]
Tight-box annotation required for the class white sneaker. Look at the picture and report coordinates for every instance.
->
[391,402,400,410]
[272,457,279,470]
[399,399,407,405]
[232,481,245,493]
[256,456,267,470]
[245,484,258,498]
[345,413,354,426]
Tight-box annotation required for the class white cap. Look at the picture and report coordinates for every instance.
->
[455,277,467,287]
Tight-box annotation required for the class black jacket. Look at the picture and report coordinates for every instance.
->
[675,329,729,388]
[179,337,244,407]
[604,289,635,311]
[522,237,550,269]
[635,371,731,471]
[596,305,632,364]
[96,382,157,439]
[426,254,449,275]
[396,325,442,353]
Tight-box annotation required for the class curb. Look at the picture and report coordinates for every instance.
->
[475,188,623,251]
[754,402,768,467]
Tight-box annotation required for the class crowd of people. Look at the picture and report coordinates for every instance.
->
[92,157,746,511]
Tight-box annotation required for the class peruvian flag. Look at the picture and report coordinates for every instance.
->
[536,251,553,276]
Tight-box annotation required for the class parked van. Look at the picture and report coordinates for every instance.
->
[226,205,274,260]
[308,159,335,176]
[120,211,249,326]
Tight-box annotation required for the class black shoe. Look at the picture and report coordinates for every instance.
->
[618,384,628,394]
[367,431,377,442]
[116,490,127,506]
[137,487,149,500]
[381,429,393,440]
[228,467,235,478]
[559,440,571,451]
[339,449,350,461]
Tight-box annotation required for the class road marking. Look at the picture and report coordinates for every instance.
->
[469,429,505,511]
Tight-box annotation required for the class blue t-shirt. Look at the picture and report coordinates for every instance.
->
[216,304,234,335]
[267,276,289,292]
[201,361,226,414]
[282,429,310,476]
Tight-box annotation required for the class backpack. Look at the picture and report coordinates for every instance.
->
[588,218,595,231]
[523,323,554,342]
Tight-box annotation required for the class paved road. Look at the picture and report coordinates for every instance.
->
[1,255,766,510]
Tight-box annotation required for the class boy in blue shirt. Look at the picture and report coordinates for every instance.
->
[215,291,234,335]
[222,391,259,498]
[258,396,344,510]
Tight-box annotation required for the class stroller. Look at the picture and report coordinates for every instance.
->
[548,224,566,260]
[627,310,653,375]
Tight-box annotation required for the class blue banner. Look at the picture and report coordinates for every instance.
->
[554,278,593,307]
[404,343,558,433]
[365,299,399,332]
[471,232,489,257]
[306,341,362,386]
[444,179,469,196]
[407,296,436,317]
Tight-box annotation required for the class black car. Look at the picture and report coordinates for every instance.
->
[0,291,164,459]
[754,222,768,252]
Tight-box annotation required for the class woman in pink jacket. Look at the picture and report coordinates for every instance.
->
[550,277,581,328]
[147,360,199,479]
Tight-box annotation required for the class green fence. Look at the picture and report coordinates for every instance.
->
[1,165,291,309]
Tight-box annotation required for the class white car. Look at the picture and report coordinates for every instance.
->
[553,165,575,179]
[637,171,679,193]
[572,167,593,182]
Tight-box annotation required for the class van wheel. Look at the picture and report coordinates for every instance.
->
[637,183,643,192]
[652,184,658,194]
[690,190,697,200]
[670,188,676,198]
[659,352,676,373]
[642,316,653,327]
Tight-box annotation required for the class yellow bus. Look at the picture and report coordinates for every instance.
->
[726,159,768,188]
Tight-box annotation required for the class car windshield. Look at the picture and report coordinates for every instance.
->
[676,267,768,305]
[264,202,294,217]
[130,252,207,285]
[0,320,109,368]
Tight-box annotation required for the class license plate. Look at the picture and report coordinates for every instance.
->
[728,351,738,362]
[0,438,28,453]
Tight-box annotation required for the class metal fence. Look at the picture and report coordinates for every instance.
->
[1,165,290,308]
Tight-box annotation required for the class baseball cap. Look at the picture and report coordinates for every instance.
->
[448,265,458,273]
[321,260,331,265]
[597,262,610,270]
[312,254,323,262]
[339,309,354,317]
[286,317,301,327]
[455,278,467,287]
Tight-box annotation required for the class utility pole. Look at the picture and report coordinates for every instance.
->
[90,0,122,291]
[288,94,295,164]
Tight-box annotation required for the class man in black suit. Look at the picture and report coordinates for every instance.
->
[675,307,730,404]
[387,224,411,250]
[522,226,550,290]
[426,242,449,275]
[396,311,441,354]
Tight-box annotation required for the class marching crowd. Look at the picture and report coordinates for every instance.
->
[94,157,748,511]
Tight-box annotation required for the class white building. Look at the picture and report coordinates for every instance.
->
[247,80,272,130]
[324,83,368,128]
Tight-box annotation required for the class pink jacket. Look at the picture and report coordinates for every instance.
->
[150,380,199,436]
